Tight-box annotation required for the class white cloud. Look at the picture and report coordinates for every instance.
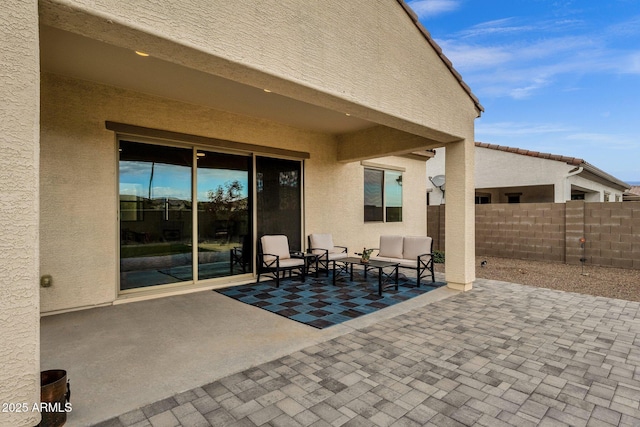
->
[455,18,535,38]
[407,0,460,19]
[476,121,574,138]
[437,41,512,70]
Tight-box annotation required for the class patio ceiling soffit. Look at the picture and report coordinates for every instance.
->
[39,3,477,139]
[336,125,459,163]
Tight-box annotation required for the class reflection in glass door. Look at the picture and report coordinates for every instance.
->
[119,141,193,290]
[197,151,252,279]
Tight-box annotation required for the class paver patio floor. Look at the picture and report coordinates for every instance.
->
[96,279,640,427]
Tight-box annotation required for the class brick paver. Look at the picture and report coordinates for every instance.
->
[96,280,640,426]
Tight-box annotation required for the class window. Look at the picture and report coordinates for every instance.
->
[475,194,491,204]
[364,168,402,222]
[506,193,521,204]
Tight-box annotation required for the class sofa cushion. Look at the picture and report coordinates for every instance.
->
[370,256,415,268]
[309,233,335,255]
[403,236,432,261]
[261,235,290,262]
[378,235,403,258]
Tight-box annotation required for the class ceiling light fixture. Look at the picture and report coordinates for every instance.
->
[135,51,149,57]
[263,89,272,93]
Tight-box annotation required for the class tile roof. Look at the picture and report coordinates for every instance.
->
[397,1,484,115]
[475,142,584,166]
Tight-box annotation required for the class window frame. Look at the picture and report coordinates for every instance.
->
[363,164,404,223]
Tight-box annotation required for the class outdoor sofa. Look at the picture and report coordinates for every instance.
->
[370,235,435,287]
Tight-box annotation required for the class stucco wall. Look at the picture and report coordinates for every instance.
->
[40,0,478,142]
[40,73,427,313]
[1,1,41,426]
[427,146,626,204]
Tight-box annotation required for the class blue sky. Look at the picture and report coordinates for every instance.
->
[408,0,640,183]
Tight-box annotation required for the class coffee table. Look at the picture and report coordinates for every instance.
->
[332,257,399,296]
[292,253,320,278]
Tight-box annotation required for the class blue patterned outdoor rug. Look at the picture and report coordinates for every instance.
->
[217,272,444,329]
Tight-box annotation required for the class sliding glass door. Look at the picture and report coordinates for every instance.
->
[196,151,252,280]
[119,141,300,291]
[256,156,302,251]
[119,141,193,290]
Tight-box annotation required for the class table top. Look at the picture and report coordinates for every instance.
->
[292,252,318,259]
[338,257,399,268]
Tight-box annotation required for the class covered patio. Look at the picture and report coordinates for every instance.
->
[4,2,481,425]
[42,275,640,426]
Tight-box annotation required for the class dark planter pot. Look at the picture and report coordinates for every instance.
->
[38,370,70,427]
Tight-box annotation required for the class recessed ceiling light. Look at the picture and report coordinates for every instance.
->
[263,89,272,93]
[345,113,351,116]
[135,51,149,57]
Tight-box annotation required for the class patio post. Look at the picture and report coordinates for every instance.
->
[444,138,476,291]
[0,1,41,426]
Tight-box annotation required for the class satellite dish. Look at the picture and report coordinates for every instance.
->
[429,175,446,189]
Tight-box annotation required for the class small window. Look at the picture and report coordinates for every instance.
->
[475,195,491,204]
[506,194,521,204]
[364,168,402,222]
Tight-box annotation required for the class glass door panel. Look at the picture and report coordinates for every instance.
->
[119,141,193,290]
[256,157,302,251]
[197,151,252,279]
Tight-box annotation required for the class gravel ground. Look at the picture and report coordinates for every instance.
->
[435,256,640,302]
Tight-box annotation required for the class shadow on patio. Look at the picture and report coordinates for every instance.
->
[41,271,455,426]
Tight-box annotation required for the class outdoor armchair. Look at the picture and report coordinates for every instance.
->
[257,235,306,287]
[308,233,348,276]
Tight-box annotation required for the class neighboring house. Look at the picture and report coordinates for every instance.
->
[2,1,482,425]
[427,142,630,205]
[624,186,640,202]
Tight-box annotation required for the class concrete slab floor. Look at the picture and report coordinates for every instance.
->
[41,274,456,426]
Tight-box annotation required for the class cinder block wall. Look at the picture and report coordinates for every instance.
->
[475,203,566,262]
[428,201,640,270]
[585,202,640,269]
[427,205,446,251]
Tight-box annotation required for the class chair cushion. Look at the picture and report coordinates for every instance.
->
[278,258,305,268]
[403,236,432,260]
[261,235,290,262]
[309,233,335,254]
[327,252,347,261]
[378,235,403,258]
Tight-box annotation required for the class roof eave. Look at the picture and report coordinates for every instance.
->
[579,162,631,191]
[397,0,484,115]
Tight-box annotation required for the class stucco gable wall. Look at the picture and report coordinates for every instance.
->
[427,146,626,204]
[475,147,570,188]
[40,0,478,141]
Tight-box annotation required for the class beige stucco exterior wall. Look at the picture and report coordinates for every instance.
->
[1,1,41,426]
[39,0,479,294]
[40,73,428,313]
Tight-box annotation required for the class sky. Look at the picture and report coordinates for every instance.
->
[407,0,640,183]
